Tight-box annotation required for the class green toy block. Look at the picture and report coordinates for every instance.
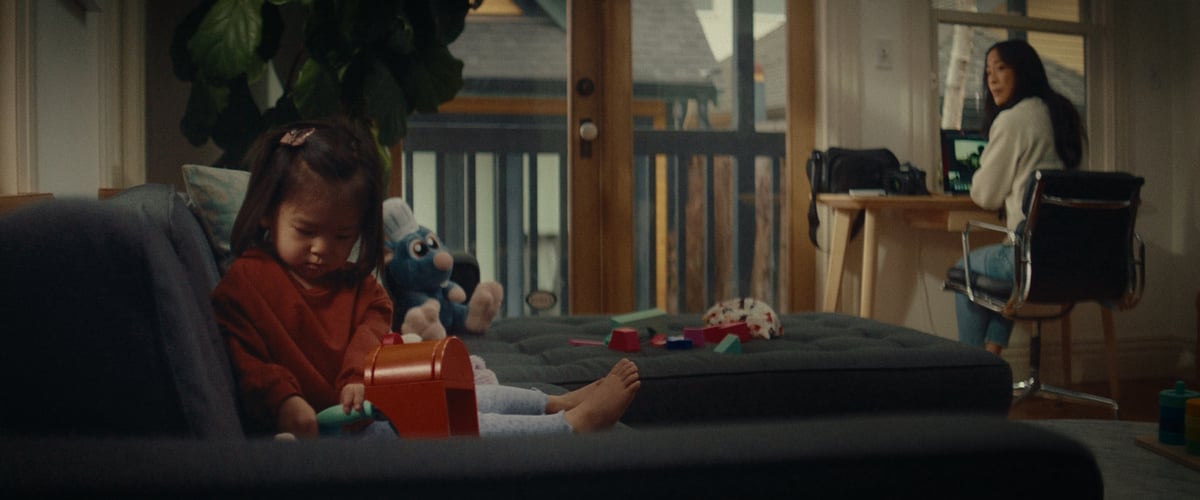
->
[611,308,671,334]
[714,334,742,354]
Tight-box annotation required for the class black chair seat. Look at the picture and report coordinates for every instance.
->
[941,169,1145,419]
[945,266,1013,299]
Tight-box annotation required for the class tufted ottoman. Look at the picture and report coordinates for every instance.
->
[459,312,1013,426]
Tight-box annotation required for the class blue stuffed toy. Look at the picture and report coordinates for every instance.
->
[382,197,503,341]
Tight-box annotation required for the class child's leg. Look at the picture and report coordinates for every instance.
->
[475,384,549,415]
[474,359,640,434]
[478,412,572,436]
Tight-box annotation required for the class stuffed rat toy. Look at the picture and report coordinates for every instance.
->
[382,197,504,341]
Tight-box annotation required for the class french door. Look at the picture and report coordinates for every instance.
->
[402,0,815,316]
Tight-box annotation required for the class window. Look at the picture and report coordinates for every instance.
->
[934,0,1091,132]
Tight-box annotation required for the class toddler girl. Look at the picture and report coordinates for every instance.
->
[213,120,639,438]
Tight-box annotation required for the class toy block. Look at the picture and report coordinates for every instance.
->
[702,322,752,343]
[381,332,403,345]
[650,333,667,348]
[608,327,641,352]
[714,334,742,354]
[363,336,479,439]
[666,336,693,350]
[682,327,706,347]
[611,308,671,334]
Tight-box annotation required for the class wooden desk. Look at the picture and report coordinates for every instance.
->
[816,194,999,318]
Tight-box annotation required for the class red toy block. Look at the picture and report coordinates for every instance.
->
[650,333,667,348]
[381,332,403,345]
[608,327,641,352]
[702,322,751,343]
[682,327,706,347]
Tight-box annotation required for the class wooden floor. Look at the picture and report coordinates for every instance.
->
[1008,377,1198,422]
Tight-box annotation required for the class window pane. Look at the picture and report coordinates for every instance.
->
[686,0,788,132]
[936,24,1086,132]
[401,2,571,317]
[631,0,790,313]
[933,0,1081,22]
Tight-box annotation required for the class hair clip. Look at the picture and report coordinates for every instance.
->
[280,127,316,147]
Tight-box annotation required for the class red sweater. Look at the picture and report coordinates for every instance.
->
[212,248,392,433]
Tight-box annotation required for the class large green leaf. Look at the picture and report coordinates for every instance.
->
[170,0,217,82]
[355,55,409,146]
[304,0,357,69]
[382,7,416,55]
[188,0,266,81]
[257,1,283,62]
[212,77,266,167]
[399,45,463,114]
[426,0,473,45]
[180,81,230,147]
[262,94,302,132]
[293,58,342,118]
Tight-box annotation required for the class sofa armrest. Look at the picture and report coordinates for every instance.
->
[1,415,1100,499]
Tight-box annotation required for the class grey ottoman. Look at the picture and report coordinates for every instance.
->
[459,312,1013,425]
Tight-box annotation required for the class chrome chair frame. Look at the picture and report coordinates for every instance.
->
[945,170,1145,419]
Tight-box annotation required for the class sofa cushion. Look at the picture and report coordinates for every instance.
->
[181,163,250,273]
[460,313,1013,425]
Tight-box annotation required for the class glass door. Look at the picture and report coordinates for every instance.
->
[624,0,811,314]
[399,1,578,317]
[400,0,815,316]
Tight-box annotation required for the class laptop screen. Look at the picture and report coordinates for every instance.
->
[940,130,988,194]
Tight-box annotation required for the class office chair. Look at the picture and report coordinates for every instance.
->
[944,169,1145,419]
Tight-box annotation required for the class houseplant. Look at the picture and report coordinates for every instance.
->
[172,0,477,168]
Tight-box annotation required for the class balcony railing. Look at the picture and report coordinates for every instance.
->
[401,122,788,318]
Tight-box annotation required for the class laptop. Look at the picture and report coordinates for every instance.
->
[940,129,988,195]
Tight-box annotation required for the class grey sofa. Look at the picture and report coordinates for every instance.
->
[0,184,1102,498]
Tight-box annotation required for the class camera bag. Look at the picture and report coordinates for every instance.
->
[805,148,901,248]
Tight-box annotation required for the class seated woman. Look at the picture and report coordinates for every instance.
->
[951,39,1086,355]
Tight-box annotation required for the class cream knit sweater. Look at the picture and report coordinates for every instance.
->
[971,97,1065,230]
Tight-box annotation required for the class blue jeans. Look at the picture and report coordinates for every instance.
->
[953,243,1015,348]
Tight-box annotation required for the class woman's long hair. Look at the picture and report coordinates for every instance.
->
[981,39,1086,169]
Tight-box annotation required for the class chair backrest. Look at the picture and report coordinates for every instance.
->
[1017,170,1144,307]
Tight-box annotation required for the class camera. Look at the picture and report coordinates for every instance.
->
[883,162,929,195]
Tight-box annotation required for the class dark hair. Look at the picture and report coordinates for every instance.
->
[981,39,1086,169]
[230,118,385,283]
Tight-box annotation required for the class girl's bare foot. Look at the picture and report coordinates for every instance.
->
[545,358,636,414]
[563,359,640,432]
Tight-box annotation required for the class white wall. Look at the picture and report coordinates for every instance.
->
[819,0,1199,382]
[34,0,102,198]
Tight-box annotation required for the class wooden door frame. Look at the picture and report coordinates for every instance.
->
[566,0,816,314]
[567,0,635,314]
[787,1,816,312]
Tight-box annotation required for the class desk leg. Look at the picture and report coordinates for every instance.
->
[822,208,855,312]
[859,208,879,318]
